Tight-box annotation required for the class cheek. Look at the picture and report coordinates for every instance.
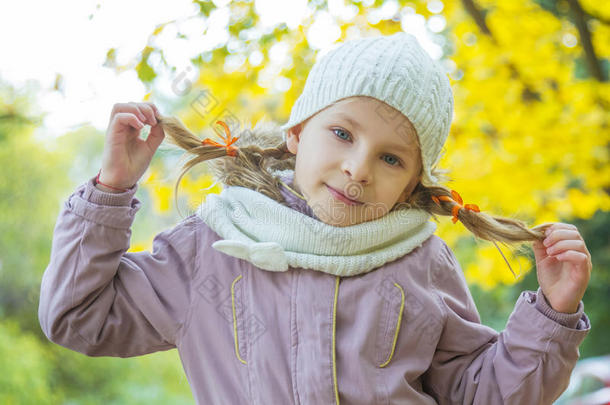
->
[298,144,331,171]
[384,178,411,201]
[293,154,316,189]
[314,144,339,168]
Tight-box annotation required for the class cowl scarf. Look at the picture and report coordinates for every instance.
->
[197,170,437,277]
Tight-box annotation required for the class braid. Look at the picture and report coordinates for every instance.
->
[402,180,545,243]
[157,115,296,218]
[217,142,295,202]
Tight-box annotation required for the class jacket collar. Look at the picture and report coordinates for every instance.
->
[277,171,319,219]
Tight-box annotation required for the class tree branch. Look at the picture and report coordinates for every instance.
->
[582,9,610,26]
[460,0,492,36]
[566,0,606,81]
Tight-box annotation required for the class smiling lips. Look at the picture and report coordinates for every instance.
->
[325,184,363,206]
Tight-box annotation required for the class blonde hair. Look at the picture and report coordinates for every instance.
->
[157,114,548,253]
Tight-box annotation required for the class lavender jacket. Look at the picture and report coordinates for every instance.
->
[39,175,591,404]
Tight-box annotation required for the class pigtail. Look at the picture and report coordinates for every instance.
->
[156,115,296,218]
[399,169,548,276]
[406,183,544,243]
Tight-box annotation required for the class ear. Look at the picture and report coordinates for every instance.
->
[286,123,303,154]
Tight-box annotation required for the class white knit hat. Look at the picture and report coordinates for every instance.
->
[280,32,454,187]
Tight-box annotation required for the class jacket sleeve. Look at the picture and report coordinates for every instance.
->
[421,241,590,405]
[38,176,201,358]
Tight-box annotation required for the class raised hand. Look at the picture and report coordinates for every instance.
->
[98,101,165,191]
[532,222,592,313]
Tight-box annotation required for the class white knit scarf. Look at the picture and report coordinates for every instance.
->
[197,185,437,277]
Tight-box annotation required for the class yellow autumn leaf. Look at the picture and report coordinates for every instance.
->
[465,243,533,290]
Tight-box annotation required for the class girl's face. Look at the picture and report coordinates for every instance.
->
[286,96,422,227]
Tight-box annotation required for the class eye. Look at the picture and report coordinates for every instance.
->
[332,128,403,168]
[332,127,351,141]
[383,155,401,166]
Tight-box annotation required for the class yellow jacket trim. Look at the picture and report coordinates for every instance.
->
[231,275,247,364]
[379,282,405,368]
[332,276,340,404]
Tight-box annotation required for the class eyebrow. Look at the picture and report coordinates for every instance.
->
[334,113,363,132]
[332,113,417,154]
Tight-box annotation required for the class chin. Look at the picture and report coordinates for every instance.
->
[318,208,372,227]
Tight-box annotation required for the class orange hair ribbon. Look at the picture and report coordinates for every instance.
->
[432,190,518,279]
[432,190,480,224]
[202,120,239,157]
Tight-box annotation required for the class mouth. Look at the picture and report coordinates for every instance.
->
[325,184,363,206]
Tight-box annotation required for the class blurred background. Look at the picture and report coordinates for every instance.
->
[0,0,608,403]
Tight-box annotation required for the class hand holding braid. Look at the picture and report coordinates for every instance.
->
[532,223,592,313]
[96,102,165,193]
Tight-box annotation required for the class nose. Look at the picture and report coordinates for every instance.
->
[341,154,371,185]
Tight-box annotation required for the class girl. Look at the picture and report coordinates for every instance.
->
[39,32,592,404]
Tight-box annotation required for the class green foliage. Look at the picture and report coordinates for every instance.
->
[136,47,157,83]
[44,346,192,404]
[574,56,610,80]
[0,321,60,404]
[193,0,216,17]
[0,82,70,327]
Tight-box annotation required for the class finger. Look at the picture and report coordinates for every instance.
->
[532,222,555,233]
[532,239,551,262]
[142,102,161,119]
[127,101,152,125]
[545,239,587,256]
[113,112,144,130]
[532,239,547,252]
[545,222,578,234]
[551,250,590,269]
[146,120,165,151]
[136,103,157,126]
[112,102,147,122]
[543,229,582,246]
[114,102,148,124]
[110,102,128,121]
